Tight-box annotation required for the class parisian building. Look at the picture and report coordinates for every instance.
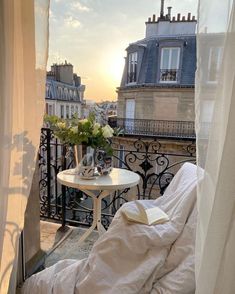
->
[45,61,85,119]
[117,2,197,126]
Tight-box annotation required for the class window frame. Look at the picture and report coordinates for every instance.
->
[207,46,222,84]
[127,51,138,85]
[160,47,181,84]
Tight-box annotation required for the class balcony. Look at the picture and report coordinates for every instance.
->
[20,127,197,285]
[39,127,196,228]
[160,69,179,82]
[115,118,195,139]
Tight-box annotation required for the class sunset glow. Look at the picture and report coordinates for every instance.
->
[48,0,197,101]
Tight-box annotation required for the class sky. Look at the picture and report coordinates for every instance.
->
[48,0,198,102]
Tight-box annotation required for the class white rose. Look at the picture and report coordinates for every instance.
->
[79,118,88,124]
[56,122,66,129]
[92,123,100,136]
[71,126,78,134]
[102,125,114,138]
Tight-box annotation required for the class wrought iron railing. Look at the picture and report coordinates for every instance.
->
[160,69,179,82]
[39,128,196,228]
[116,118,195,139]
[127,71,137,84]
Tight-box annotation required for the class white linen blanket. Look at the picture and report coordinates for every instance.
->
[22,163,198,294]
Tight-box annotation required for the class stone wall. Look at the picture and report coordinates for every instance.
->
[117,87,195,121]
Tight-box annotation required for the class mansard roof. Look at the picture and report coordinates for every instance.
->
[45,79,85,102]
[120,35,196,88]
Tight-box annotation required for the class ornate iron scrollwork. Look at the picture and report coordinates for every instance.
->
[39,128,196,228]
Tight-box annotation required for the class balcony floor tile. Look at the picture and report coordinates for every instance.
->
[40,221,99,268]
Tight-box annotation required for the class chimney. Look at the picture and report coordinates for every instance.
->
[182,16,185,21]
[177,13,181,21]
[148,17,151,22]
[192,15,196,21]
[152,14,156,22]
[160,0,165,19]
[187,13,191,21]
[167,7,172,20]
[172,16,176,21]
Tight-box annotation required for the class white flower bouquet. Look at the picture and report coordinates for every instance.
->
[44,113,122,155]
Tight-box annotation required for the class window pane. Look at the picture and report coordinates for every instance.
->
[161,49,170,69]
[171,48,180,69]
[128,52,138,83]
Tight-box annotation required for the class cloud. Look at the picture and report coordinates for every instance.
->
[72,1,91,12]
[65,16,81,28]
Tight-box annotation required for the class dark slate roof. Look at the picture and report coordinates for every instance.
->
[120,35,196,88]
[46,79,85,102]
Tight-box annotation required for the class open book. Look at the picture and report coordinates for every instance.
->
[122,201,169,225]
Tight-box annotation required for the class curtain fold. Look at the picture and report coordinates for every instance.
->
[0,1,49,293]
[195,0,235,293]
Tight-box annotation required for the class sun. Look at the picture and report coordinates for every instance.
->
[104,52,125,86]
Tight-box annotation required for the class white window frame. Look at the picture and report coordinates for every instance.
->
[127,52,138,84]
[207,46,222,83]
[160,47,181,83]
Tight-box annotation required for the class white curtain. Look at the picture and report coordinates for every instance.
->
[0,1,49,293]
[195,0,235,293]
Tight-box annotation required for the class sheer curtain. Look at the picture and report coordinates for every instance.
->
[0,1,49,293]
[195,0,235,293]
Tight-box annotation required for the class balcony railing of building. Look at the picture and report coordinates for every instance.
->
[39,128,196,230]
[160,69,179,82]
[115,118,195,139]
[127,71,137,84]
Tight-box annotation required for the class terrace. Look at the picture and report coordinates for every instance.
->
[19,126,196,281]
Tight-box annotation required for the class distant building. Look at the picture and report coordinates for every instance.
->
[45,61,85,118]
[117,0,196,129]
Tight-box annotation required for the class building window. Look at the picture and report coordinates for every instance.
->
[160,47,180,82]
[127,52,138,84]
[208,47,222,83]
[66,105,70,118]
[46,85,50,98]
[60,105,64,118]
[64,88,68,99]
[71,105,74,116]
[48,104,53,115]
[125,99,135,132]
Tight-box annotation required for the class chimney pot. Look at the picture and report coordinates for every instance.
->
[172,16,176,21]
[160,0,165,19]
[187,13,191,21]
[177,13,181,21]
[153,14,156,22]
[148,17,151,22]
[192,16,196,20]
[182,16,185,21]
[167,6,172,20]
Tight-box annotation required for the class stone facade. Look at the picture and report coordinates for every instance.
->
[118,86,195,121]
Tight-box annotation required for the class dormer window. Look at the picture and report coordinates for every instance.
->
[160,47,180,83]
[208,47,222,83]
[127,52,138,84]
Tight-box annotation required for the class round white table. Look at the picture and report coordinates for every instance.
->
[57,168,140,244]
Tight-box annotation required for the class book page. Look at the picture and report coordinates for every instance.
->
[145,207,169,225]
[123,201,169,225]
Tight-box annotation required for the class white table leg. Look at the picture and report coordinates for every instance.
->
[77,193,98,245]
[77,190,111,244]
